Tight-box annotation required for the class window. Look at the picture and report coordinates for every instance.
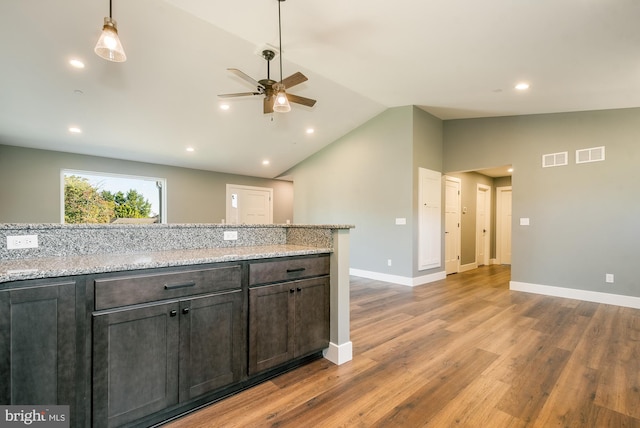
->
[61,170,166,224]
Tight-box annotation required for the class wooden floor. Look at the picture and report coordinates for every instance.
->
[164,266,640,427]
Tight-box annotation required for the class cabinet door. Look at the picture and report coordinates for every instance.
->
[179,290,245,401]
[93,301,180,428]
[294,276,330,357]
[248,283,295,375]
[0,281,77,407]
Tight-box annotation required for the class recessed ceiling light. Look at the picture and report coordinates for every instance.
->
[186,147,195,152]
[68,126,82,134]
[515,82,530,91]
[220,104,230,111]
[69,59,85,69]
[306,128,314,134]
[262,160,270,166]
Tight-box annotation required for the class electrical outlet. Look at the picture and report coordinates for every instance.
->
[605,273,614,283]
[223,231,238,241]
[7,234,39,249]
[387,259,392,266]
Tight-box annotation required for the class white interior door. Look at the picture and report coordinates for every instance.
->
[418,168,442,270]
[444,176,461,274]
[476,184,491,266]
[226,184,273,224]
[496,186,512,264]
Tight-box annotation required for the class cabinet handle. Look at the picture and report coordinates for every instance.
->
[296,287,302,292]
[286,267,306,273]
[289,288,295,293]
[164,281,196,290]
[169,310,178,317]
[182,307,190,315]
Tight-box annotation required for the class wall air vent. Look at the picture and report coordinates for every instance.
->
[576,146,605,164]
[542,151,568,168]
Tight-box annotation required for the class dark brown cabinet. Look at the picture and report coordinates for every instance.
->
[0,278,81,424]
[92,265,244,428]
[1,253,330,427]
[248,256,329,375]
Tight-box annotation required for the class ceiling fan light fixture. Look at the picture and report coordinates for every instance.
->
[273,88,291,113]
[95,0,126,62]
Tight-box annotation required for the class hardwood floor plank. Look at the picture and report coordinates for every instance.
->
[369,348,499,427]
[425,375,524,428]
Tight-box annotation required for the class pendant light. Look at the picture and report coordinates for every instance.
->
[94,0,127,62]
[273,0,291,113]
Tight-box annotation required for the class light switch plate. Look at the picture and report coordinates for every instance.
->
[520,218,530,226]
[223,231,238,241]
[395,218,406,225]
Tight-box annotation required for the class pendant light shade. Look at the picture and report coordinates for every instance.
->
[273,86,291,113]
[95,1,126,62]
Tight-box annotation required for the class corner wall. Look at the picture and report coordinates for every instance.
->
[288,106,444,282]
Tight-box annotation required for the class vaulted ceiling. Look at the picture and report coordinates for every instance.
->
[1,0,639,178]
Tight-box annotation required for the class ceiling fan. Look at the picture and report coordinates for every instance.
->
[218,0,316,114]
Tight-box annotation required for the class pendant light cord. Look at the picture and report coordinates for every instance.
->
[109,0,112,19]
[278,0,283,84]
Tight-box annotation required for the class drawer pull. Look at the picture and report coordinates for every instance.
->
[169,310,178,317]
[182,307,190,315]
[286,267,306,273]
[164,281,196,290]
[289,288,295,293]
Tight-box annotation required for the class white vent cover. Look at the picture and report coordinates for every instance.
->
[576,146,605,164]
[542,152,568,168]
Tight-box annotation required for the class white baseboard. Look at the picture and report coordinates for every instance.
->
[323,341,353,365]
[349,268,446,287]
[510,281,640,309]
[489,258,498,265]
[460,262,478,272]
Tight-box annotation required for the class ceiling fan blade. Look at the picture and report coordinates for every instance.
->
[263,96,274,114]
[228,68,262,89]
[218,92,261,98]
[287,93,317,108]
[280,72,308,89]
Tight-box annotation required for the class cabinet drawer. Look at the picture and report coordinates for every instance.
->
[95,265,241,310]
[249,255,329,286]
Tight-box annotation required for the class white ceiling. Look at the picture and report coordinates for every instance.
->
[1,0,639,178]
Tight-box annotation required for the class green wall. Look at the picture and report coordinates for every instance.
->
[287,106,444,279]
[0,144,293,224]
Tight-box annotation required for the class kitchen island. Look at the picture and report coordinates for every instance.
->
[0,223,352,428]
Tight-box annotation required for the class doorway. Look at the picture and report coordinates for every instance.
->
[225,184,273,225]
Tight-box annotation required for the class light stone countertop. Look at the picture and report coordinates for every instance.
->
[0,244,331,284]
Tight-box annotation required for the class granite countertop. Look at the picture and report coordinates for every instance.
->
[0,244,332,284]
